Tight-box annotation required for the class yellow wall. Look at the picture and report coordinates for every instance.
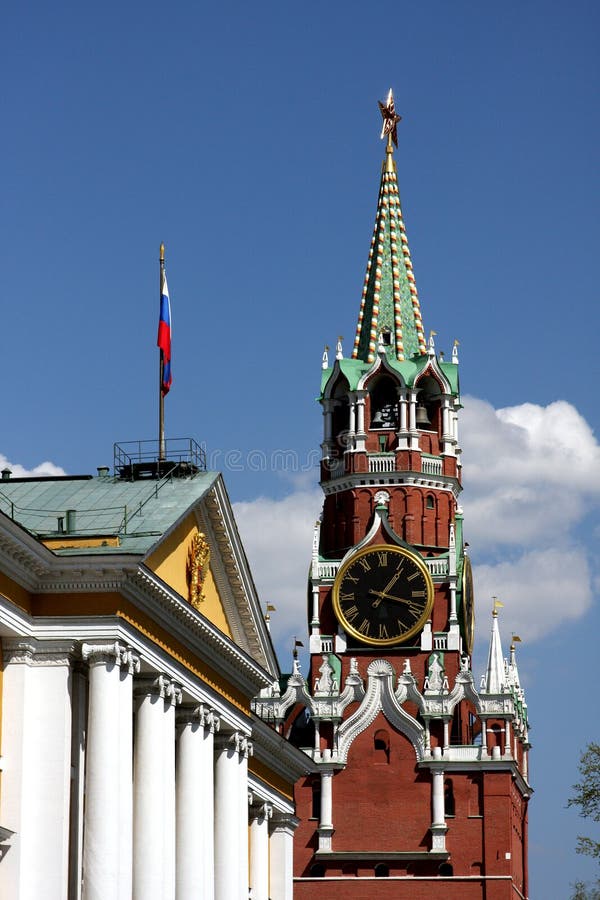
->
[249,757,294,802]
[146,515,232,638]
[0,571,32,613]
[32,591,249,711]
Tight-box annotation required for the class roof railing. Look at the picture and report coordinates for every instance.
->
[113,438,206,481]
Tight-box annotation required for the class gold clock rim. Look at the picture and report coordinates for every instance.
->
[332,543,435,647]
[461,554,475,655]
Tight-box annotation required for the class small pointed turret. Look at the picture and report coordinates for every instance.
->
[352,90,427,364]
[482,600,506,693]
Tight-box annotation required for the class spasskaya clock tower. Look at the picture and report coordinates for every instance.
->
[254,91,531,899]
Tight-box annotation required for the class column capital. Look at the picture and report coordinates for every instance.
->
[82,639,128,668]
[215,730,253,758]
[270,812,300,835]
[134,673,182,705]
[250,801,273,823]
[177,703,221,732]
[4,637,78,667]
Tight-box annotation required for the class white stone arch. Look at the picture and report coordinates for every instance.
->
[337,659,425,763]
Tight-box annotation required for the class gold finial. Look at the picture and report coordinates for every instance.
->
[378,88,402,150]
[160,242,165,262]
[492,596,504,617]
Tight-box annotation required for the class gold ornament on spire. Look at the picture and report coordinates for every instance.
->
[378,88,402,149]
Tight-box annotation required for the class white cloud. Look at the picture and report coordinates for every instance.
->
[474,547,592,643]
[234,398,599,654]
[0,454,66,478]
[461,397,600,546]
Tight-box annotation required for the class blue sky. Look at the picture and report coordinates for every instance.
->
[3,2,599,895]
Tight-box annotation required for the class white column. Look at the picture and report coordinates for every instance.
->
[176,706,220,900]
[238,738,252,899]
[214,732,246,900]
[164,681,181,900]
[409,389,418,447]
[355,391,366,451]
[0,639,75,900]
[250,803,272,900]
[348,392,356,445]
[133,675,181,900]
[317,761,334,851]
[82,641,138,900]
[430,760,448,851]
[269,814,298,900]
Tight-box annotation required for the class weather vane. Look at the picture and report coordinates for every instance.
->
[378,88,402,149]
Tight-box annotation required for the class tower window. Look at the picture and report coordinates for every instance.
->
[370,376,398,429]
[381,329,392,346]
[311,779,321,819]
[444,779,455,817]
[310,863,325,878]
[374,729,390,763]
[375,863,389,877]
[439,863,454,877]
[426,494,435,509]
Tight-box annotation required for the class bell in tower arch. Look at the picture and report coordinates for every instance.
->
[416,403,431,427]
[370,376,399,430]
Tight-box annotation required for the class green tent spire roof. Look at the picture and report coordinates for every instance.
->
[352,94,427,364]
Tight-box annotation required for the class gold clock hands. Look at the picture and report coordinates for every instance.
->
[380,570,402,595]
[369,589,411,606]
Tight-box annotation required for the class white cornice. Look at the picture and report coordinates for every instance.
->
[203,477,279,675]
[251,715,317,784]
[125,565,273,698]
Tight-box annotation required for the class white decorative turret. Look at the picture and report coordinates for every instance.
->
[452,339,459,364]
[428,330,437,357]
[336,336,344,360]
[481,600,506,694]
[322,345,329,370]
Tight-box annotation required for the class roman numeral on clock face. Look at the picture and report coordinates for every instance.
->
[358,618,371,636]
[341,592,355,602]
[358,558,371,572]
[344,605,359,622]
[407,571,420,582]
[377,551,388,566]
[379,624,389,639]
[411,590,426,598]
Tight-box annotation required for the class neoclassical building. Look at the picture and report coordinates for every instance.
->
[0,441,311,900]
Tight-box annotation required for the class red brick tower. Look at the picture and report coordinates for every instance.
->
[254,91,531,898]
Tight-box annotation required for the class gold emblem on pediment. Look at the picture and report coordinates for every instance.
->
[187,532,210,609]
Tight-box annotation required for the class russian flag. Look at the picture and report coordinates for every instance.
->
[157,272,172,395]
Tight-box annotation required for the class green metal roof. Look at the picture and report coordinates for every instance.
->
[320,352,459,398]
[0,471,219,556]
[352,150,427,363]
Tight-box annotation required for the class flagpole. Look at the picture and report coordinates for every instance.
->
[159,242,166,462]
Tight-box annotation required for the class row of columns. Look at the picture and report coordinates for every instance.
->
[0,638,296,900]
[81,641,295,900]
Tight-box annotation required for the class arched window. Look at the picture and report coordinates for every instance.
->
[426,494,435,509]
[331,379,350,452]
[444,778,455,817]
[439,862,454,877]
[490,723,503,749]
[375,863,389,877]
[374,729,390,763]
[370,376,398,429]
[310,863,325,878]
[415,375,442,430]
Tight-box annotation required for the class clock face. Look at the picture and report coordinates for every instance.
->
[332,544,434,646]
[461,554,475,655]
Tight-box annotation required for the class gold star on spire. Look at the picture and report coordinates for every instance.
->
[378,88,402,149]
